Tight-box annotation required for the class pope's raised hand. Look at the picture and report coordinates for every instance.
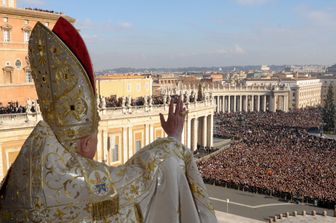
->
[159,97,187,142]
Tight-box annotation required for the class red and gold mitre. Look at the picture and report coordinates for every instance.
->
[28,17,99,152]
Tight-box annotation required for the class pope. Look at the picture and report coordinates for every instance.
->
[0,17,217,223]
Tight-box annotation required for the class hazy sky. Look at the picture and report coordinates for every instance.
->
[18,0,336,70]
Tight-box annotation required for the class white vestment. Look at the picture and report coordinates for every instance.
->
[0,121,217,223]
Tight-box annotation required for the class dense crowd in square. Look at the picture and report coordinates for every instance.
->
[198,109,336,208]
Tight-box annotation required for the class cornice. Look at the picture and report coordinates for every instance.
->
[0,7,75,23]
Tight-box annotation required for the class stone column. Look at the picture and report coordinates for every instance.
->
[223,96,226,112]
[219,96,224,112]
[228,95,231,113]
[149,124,154,143]
[145,124,150,145]
[263,95,267,112]
[192,118,198,151]
[122,127,128,162]
[102,130,108,163]
[223,96,225,112]
[183,118,188,145]
[233,95,237,112]
[244,95,248,112]
[128,126,133,159]
[239,95,243,112]
[187,117,192,148]
[257,95,260,112]
[251,95,255,112]
[202,116,207,147]
[207,114,214,148]
[284,95,289,112]
[270,95,277,112]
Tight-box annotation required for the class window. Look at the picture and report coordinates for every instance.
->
[3,17,8,23]
[145,83,149,90]
[136,83,141,92]
[109,135,120,162]
[25,69,32,82]
[112,144,119,162]
[135,140,141,152]
[3,30,10,42]
[4,70,12,84]
[127,83,131,92]
[24,31,30,43]
[24,20,29,25]
[15,59,21,69]
[8,0,14,7]
[2,0,6,7]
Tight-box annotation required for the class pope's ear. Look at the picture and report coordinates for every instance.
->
[78,135,96,159]
[80,136,91,152]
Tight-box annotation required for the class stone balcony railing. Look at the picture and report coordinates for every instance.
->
[0,100,215,128]
[209,84,290,92]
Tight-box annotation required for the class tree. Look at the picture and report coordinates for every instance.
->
[322,84,336,132]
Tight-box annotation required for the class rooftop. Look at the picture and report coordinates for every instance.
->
[0,6,75,22]
[96,74,151,80]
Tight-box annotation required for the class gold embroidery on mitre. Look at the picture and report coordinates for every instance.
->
[28,22,99,152]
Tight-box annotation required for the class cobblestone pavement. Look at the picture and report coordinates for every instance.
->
[207,184,335,222]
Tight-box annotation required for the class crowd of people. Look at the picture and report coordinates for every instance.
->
[198,109,336,208]
[24,7,63,15]
[0,102,26,114]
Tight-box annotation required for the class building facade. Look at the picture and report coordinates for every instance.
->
[0,100,215,180]
[96,74,153,99]
[0,1,74,105]
[326,64,336,75]
[320,77,336,105]
[245,78,322,109]
[210,84,290,112]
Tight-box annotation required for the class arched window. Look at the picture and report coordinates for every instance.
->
[15,59,21,69]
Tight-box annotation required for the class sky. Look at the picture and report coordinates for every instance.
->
[18,0,336,70]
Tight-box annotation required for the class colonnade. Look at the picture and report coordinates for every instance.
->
[186,114,214,152]
[214,94,289,113]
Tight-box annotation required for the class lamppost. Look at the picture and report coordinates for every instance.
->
[320,122,326,137]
